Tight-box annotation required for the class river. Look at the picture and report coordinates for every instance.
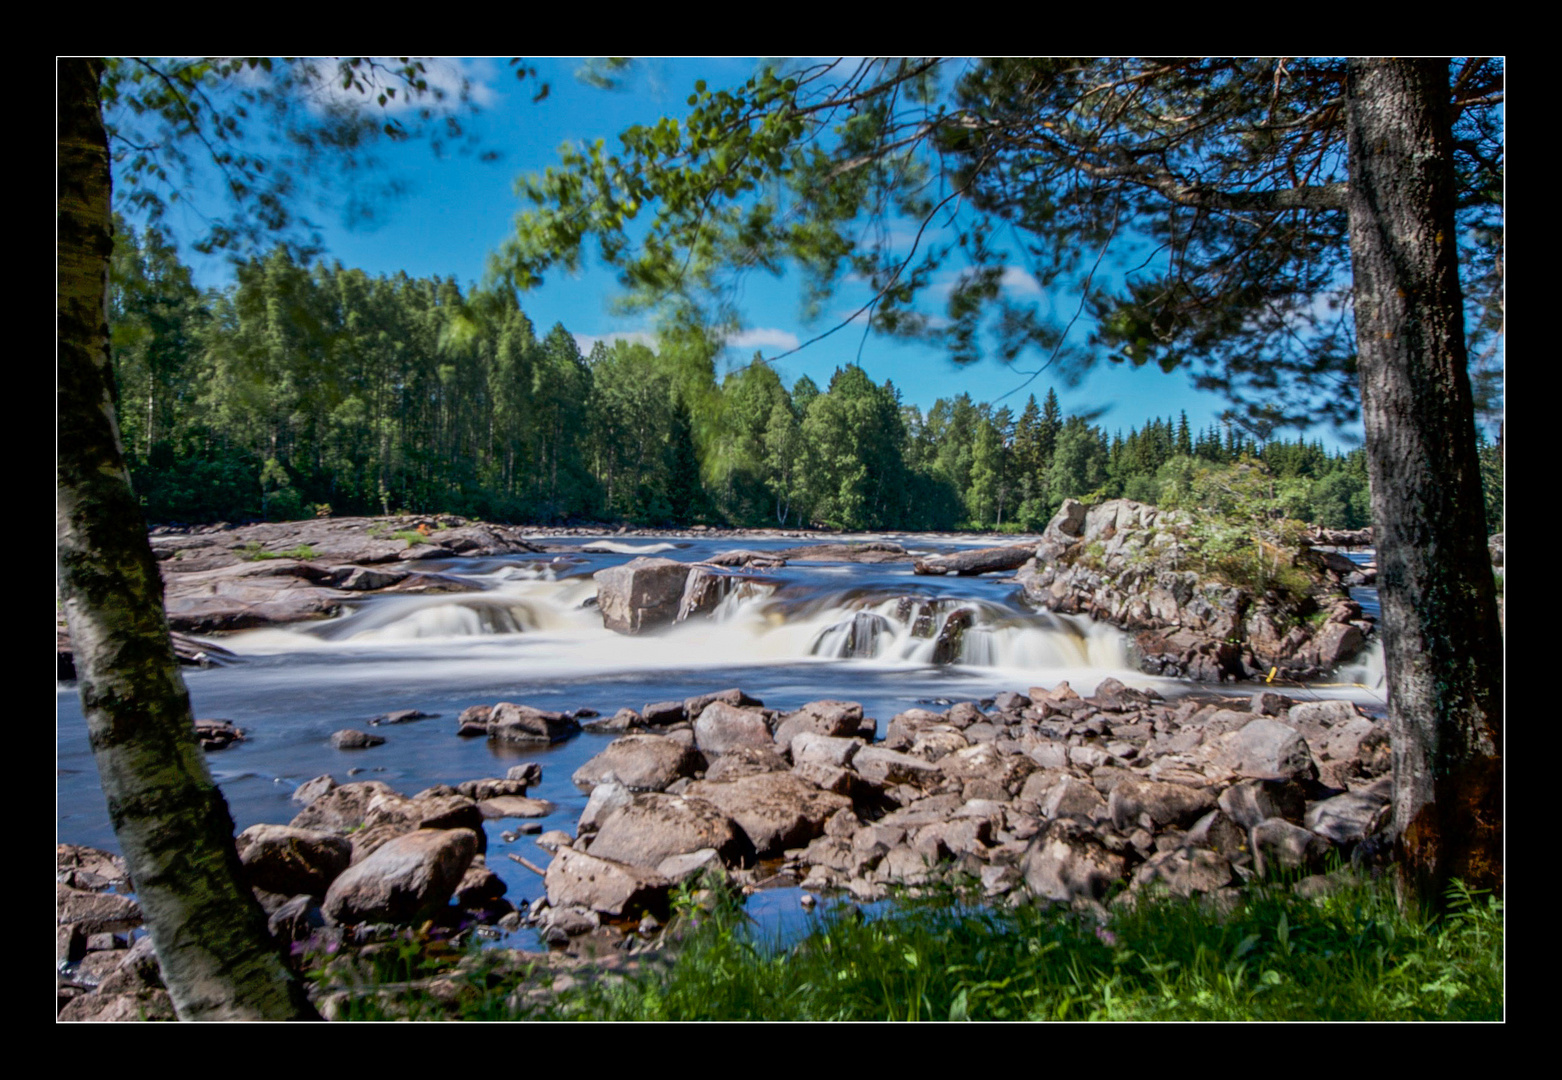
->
[56,533,1384,944]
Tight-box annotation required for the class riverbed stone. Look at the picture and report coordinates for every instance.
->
[1020,820,1128,903]
[685,771,853,858]
[544,847,672,919]
[57,884,141,935]
[1303,791,1391,845]
[853,746,945,789]
[572,734,704,792]
[1250,819,1331,878]
[1132,847,1235,898]
[488,702,580,745]
[1208,717,1318,781]
[322,828,479,926]
[1108,779,1217,833]
[289,780,399,834]
[693,700,774,757]
[331,729,384,750]
[594,557,693,634]
[772,700,864,746]
[234,824,352,896]
[587,792,754,869]
[1217,778,1308,828]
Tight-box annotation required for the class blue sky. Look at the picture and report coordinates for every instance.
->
[144,58,1369,450]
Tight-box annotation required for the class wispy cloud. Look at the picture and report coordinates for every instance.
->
[728,327,801,352]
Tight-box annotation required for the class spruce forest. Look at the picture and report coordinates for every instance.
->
[112,220,1500,534]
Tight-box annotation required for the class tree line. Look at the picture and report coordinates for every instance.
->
[112,222,1501,534]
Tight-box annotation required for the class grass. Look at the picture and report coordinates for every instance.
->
[323,874,1502,1022]
[237,541,319,561]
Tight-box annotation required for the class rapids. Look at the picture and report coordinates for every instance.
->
[55,533,1384,944]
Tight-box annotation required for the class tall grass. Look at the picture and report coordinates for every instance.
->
[324,875,1501,1021]
[533,878,1502,1022]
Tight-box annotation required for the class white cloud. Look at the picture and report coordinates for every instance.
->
[574,331,658,354]
[728,327,801,352]
[928,265,1043,300]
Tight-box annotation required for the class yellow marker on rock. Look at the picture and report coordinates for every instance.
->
[1266,667,1277,683]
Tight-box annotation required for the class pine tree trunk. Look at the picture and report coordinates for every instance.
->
[1345,59,1503,907]
[56,58,317,1020]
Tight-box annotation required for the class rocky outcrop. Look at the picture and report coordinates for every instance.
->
[593,557,697,634]
[1017,498,1376,682]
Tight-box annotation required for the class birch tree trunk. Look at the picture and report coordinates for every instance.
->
[56,57,317,1020]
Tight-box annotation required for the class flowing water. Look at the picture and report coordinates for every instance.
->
[55,533,1384,942]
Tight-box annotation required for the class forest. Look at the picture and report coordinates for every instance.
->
[112,220,1495,534]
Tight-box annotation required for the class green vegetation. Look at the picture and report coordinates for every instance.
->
[237,542,318,561]
[322,875,1500,1022]
[109,224,1427,533]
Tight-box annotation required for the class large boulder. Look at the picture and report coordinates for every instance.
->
[322,828,479,925]
[544,847,672,919]
[487,702,579,745]
[685,772,853,857]
[572,734,703,792]
[234,824,353,896]
[1021,820,1128,902]
[693,701,774,757]
[586,792,754,868]
[593,557,694,634]
[1207,718,1318,781]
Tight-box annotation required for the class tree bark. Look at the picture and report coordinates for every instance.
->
[1344,59,1503,908]
[56,58,317,1020]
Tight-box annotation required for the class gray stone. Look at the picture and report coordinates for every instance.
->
[331,729,384,750]
[1304,791,1391,845]
[1132,848,1234,898]
[234,824,352,896]
[322,828,479,925]
[1250,819,1331,878]
[544,847,672,918]
[1021,821,1127,902]
[588,793,754,869]
[1218,778,1308,828]
[1107,779,1217,832]
[593,557,693,634]
[686,771,853,858]
[1210,718,1317,781]
[572,734,703,792]
[291,774,337,806]
[488,702,579,744]
[693,700,774,757]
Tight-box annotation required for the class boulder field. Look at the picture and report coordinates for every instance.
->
[58,679,1397,1019]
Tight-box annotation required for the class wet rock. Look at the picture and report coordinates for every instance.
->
[588,792,754,869]
[194,718,246,750]
[507,763,544,786]
[594,557,694,634]
[543,847,672,919]
[331,729,384,750]
[234,824,352,896]
[572,734,704,792]
[685,771,853,858]
[368,708,433,725]
[693,701,774,757]
[323,828,479,925]
[456,777,531,800]
[454,863,509,908]
[477,796,556,820]
[488,702,580,745]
